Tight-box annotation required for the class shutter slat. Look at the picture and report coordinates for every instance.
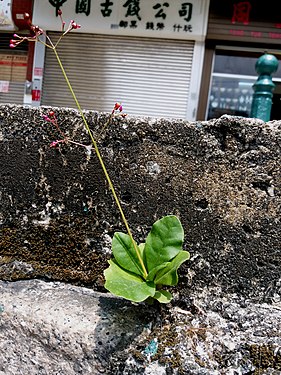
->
[0,82,25,104]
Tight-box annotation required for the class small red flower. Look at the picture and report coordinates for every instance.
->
[30,25,43,36]
[49,111,55,117]
[114,102,121,110]
[70,20,81,30]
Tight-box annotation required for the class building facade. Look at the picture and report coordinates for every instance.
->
[32,0,210,120]
[5,1,280,122]
[197,0,281,121]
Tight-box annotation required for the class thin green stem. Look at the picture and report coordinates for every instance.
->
[53,48,148,279]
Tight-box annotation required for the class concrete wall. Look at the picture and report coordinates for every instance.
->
[0,104,280,301]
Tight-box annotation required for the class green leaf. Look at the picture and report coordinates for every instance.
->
[144,216,184,272]
[153,290,173,303]
[154,250,190,286]
[104,260,156,302]
[112,232,144,277]
[146,262,169,282]
[139,243,145,258]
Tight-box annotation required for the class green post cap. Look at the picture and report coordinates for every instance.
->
[255,54,278,76]
[251,54,279,122]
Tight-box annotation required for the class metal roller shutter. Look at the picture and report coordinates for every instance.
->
[42,32,194,119]
[0,81,25,104]
[0,33,28,105]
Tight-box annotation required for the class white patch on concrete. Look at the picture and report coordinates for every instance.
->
[146,161,161,175]
[32,215,51,226]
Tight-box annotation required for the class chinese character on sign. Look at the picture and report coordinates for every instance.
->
[183,24,192,32]
[251,31,262,38]
[49,0,68,16]
[119,20,138,28]
[230,29,244,36]
[100,0,113,17]
[153,3,170,20]
[173,24,182,32]
[119,20,128,28]
[146,21,165,31]
[76,0,91,16]
[179,2,193,22]
[231,1,251,25]
[130,20,138,28]
[123,0,141,20]
[146,22,154,30]
[157,22,165,30]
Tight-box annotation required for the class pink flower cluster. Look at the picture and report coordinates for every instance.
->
[42,110,67,148]
[9,10,81,49]
[70,20,81,30]
[10,13,43,48]
[112,102,127,118]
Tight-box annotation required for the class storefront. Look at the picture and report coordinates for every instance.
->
[32,0,209,119]
[0,0,33,105]
[197,0,281,121]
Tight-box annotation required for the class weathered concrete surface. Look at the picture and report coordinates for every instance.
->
[0,104,281,302]
[0,279,154,374]
[0,279,280,374]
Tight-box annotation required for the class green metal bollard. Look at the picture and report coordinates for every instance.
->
[250,54,279,121]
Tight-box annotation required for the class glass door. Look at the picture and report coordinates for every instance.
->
[207,49,281,120]
[208,74,255,119]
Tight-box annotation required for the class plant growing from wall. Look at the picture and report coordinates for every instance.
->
[10,11,190,303]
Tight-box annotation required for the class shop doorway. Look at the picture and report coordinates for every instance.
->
[271,83,281,120]
[206,48,281,121]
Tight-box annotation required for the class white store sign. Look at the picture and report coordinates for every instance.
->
[33,0,209,41]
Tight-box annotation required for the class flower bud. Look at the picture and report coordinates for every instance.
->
[24,13,30,20]
[49,111,55,117]
[114,102,121,110]
[70,20,81,29]
[43,115,51,122]
[58,9,62,16]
